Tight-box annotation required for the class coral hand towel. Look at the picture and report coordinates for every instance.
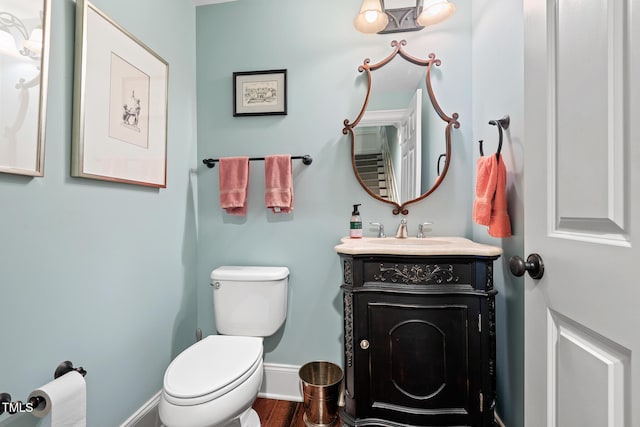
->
[219,157,249,216]
[473,155,511,238]
[488,156,511,238]
[265,154,293,213]
[473,155,498,226]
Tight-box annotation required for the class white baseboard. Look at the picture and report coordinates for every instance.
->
[120,366,505,427]
[258,363,303,402]
[120,363,303,426]
[119,391,161,427]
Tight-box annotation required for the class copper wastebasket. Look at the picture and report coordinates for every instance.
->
[299,361,343,427]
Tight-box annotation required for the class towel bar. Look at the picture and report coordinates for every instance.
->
[202,155,312,168]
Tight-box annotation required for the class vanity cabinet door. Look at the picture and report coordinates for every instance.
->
[358,293,483,426]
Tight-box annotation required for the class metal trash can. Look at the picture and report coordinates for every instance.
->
[299,361,343,427]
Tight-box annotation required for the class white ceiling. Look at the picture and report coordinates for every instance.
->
[190,0,421,9]
[383,0,419,8]
[191,1,419,10]
[193,0,237,6]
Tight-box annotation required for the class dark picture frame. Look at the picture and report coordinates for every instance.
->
[233,69,287,117]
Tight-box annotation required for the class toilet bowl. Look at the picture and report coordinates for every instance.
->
[159,336,264,427]
[159,266,289,427]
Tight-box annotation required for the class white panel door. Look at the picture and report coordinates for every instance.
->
[523,0,639,425]
[400,89,422,201]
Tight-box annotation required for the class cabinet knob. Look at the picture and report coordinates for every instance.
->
[360,339,370,350]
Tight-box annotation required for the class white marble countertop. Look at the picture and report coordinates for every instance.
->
[334,236,503,257]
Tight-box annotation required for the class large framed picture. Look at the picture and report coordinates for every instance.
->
[0,0,51,176]
[72,0,168,187]
[233,69,287,117]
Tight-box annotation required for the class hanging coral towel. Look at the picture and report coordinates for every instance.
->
[265,154,293,213]
[488,156,512,237]
[218,157,250,216]
[473,155,511,238]
[473,155,498,226]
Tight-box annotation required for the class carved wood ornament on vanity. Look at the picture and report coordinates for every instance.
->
[373,263,460,284]
[342,40,460,215]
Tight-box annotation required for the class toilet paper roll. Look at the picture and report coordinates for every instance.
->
[27,371,86,427]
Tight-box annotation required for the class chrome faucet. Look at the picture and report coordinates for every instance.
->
[370,222,386,238]
[417,222,433,238]
[395,218,408,238]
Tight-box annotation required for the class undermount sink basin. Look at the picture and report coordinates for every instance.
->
[335,236,502,256]
[375,237,454,246]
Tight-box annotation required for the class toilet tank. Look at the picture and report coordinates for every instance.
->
[210,266,289,337]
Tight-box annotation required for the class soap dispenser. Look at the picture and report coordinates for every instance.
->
[349,204,363,238]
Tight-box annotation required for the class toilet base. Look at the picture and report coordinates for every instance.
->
[224,407,260,427]
[241,408,261,427]
[161,408,260,427]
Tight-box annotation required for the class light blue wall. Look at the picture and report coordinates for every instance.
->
[0,0,197,425]
[472,1,525,426]
[195,0,473,366]
[196,2,525,424]
[0,0,526,425]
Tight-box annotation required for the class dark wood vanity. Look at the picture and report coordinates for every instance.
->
[336,238,501,427]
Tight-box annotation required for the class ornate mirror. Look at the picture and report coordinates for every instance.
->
[0,0,51,176]
[343,40,459,215]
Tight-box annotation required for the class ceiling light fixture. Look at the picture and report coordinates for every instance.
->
[417,0,456,27]
[354,0,389,34]
[354,0,456,34]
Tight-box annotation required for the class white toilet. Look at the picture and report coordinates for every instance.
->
[159,266,289,427]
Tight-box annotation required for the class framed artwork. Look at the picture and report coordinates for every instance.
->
[72,0,168,187]
[0,0,51,176]
[233,69,287,117]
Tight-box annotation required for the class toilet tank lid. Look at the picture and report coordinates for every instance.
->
[210,266,289,282]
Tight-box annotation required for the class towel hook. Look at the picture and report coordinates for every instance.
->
[479,115,510,159]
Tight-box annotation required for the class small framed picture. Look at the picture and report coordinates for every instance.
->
[233,69,287,117]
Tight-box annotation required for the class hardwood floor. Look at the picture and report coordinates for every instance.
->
[252,398,305,426]
[252,397,343,427]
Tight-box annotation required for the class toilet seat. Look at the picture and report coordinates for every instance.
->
[163,335,263,406]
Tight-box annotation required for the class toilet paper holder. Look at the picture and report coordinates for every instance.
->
[0,361,86,415]
[53,360,87,380]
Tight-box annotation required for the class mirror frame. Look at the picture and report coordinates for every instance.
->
[0,0,51,176]
[343,40,459,215]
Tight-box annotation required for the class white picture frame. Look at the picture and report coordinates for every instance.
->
[0,0,51,176]
[72,0,168,187]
